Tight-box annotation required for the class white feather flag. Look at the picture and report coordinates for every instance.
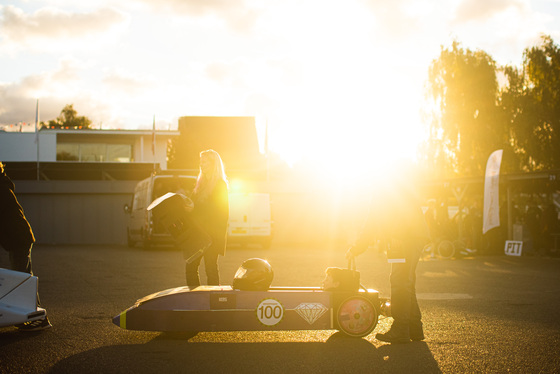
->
[483,149,503,234]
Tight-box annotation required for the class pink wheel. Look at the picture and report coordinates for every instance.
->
[336,296,378,337]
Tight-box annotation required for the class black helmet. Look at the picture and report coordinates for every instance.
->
[232,258,273,291]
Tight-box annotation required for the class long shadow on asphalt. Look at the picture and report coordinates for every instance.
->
[48,332,441,373]
[0,328,43,348]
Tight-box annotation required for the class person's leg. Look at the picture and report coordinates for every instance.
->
[203,251,220,286]
[378,240,424,343]
[9,243,32,275]
[408,243,424,340]
[10,244,52,331]
[185,255,202,288]
[389,261,413,331]
[376,260,412,343]
[9,243,40,306]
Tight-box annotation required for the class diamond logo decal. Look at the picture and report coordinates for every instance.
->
[295,303,328,325]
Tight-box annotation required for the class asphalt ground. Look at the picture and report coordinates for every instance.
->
[1,243,559,373]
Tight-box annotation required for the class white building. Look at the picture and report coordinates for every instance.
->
[0,129,178,169]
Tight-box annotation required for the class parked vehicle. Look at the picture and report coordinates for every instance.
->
[124,174,197,248]
[126,174,273,249]
[228,192,273,248]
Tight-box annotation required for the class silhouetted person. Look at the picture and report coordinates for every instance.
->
[0,162,51,331]
[185,150,229,287]
[525,202,542,255]
[466,199,482,252]
[541,203,558,257]
[347,172,428,344]
[424,199,439,245]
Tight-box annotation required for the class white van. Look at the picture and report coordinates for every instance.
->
[227,192,273,248]
[124,174,197,248]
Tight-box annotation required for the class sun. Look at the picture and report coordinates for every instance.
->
[267,95,426,190]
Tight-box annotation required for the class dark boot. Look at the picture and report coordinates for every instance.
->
[376,324,411,344]
[409,321,425,341]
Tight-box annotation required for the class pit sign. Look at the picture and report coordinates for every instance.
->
[505,240,523,256]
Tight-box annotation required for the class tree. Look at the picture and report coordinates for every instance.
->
[425,41,511,177]
[47,104,92,129]
[423,36,560,177]
[502,35,560,171]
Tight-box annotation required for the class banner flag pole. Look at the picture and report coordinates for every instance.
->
[35,99,40,180]
[152,115,156,174]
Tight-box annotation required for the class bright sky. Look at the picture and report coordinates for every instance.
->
[1,0,559,172]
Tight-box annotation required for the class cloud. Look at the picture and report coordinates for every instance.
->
[0,82,67,126]
[133,0,244,15]
[205,61,235,83]
[0,78,115,128]
[102,69,156,95]
[359,0,558,66]
[204,59,259,90]
[0,5,129,53]
[6,57,83,97]
[132,0,260,33]
[446,0,556,64]
[0,57,101,125]
[361,0,427,40]
[203,56,305,97]
[452,0,527,24]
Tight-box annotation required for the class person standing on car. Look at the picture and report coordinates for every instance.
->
[185,150,229,287]
[346,169,428,344]
[0,162,52,331]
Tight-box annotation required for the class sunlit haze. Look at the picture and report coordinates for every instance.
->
[1,0,559,175]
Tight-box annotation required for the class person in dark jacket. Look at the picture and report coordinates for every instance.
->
[185,150,229,287]
[347,171,428,344]
[0,162,52,331]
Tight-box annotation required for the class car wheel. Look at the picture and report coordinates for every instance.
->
[437,240,455,259]
[336,296,378,338]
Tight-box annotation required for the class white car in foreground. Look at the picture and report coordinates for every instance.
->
[0,268,46,328]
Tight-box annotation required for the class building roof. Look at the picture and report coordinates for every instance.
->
[42,128,180,136]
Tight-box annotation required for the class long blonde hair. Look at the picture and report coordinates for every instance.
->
[193,150,228,201]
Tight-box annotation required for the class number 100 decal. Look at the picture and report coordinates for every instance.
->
[256,298,284,326]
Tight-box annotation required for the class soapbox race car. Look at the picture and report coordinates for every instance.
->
[112,192,384,338]
[0,268,46,328]
[112,284,382,338]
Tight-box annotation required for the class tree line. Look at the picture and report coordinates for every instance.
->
[421,35,560,178]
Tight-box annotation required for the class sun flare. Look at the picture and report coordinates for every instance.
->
[266,93,426,188]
